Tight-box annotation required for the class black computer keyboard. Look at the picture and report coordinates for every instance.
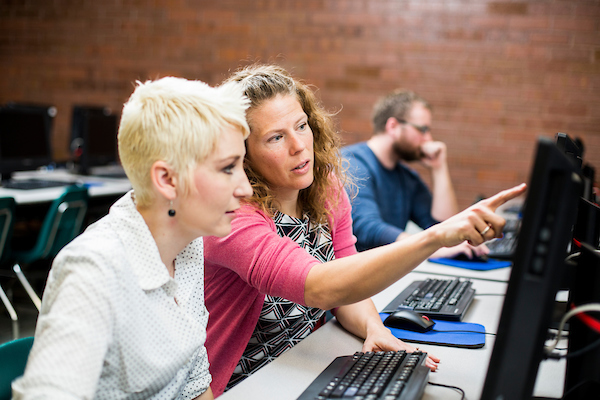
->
[487,212,521,259]
[94,172,128,179]
[1,179,74,190]
[382,278,475,321]
[486,232,518,259]
[297,350,430,400]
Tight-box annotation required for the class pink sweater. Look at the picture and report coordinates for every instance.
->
[203,187,358,396]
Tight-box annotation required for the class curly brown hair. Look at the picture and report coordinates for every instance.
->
[223,64,349,224]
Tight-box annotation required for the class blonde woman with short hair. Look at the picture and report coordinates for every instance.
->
[13,77,252,400]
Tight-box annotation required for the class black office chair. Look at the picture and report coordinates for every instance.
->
[0,197,18,339]
[12,185,89,310]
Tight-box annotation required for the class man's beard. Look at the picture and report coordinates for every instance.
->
[393,140,423,162]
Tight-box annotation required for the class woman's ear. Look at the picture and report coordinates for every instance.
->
[150,160,177,201]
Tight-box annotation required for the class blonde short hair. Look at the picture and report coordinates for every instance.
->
[118,77,250,208]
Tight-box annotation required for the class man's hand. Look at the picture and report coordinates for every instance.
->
[420,141,447,169]
[431,241,489,259]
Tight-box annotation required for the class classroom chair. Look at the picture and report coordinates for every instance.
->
[0,197,18,339]
[0,336,34,400]
[13,185,89,311]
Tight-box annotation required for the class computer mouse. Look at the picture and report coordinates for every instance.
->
[383,309,435,332]
[452,253,489,262]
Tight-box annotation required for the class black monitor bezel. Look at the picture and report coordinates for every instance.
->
[555,132,583,169]
[481,137,582,399]
[0,104,55,181]
[70,105,119,175]
[565,242,600,398]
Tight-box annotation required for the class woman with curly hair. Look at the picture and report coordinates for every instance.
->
[203,64,525,396]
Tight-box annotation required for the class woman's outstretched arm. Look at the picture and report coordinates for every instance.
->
[304,183,526,310]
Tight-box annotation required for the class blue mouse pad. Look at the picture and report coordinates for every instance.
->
[428,257,511,271]
[379,313,486,348]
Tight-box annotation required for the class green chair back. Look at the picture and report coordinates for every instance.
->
[0,197,16,267]
[15,185,89,264]
[0,336,34,400]
[0,197,18,338]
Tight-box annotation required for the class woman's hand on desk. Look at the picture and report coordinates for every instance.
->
[362,325,440,372]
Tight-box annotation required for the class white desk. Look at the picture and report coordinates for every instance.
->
[0,169,131,204]
[219,271,565,400]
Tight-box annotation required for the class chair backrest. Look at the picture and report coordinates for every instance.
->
[0,197,16,267]
[0,336,34,400]
[20,185,89,263]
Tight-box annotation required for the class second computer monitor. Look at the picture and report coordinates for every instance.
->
[0,103,55,182]
[71,106,119,175]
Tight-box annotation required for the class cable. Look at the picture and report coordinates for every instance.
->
[565,251,581,262]
[546,328,569,340]
[565,337,600,359]
[547,337,600,360]
[428,381,465,400]
[561,378,600,399]
[545,303,600,356]
[571,304,600,333]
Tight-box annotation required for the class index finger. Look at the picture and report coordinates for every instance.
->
[480,183,527,212]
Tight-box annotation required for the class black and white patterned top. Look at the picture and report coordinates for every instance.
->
[227,211,335,390]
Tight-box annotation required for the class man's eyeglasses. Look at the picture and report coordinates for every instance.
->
[398,119,431,134]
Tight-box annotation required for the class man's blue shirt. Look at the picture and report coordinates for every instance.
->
[342,142,439,252]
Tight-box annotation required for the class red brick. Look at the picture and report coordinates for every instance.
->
[488,2,528,15]
[0,0,597,187]
[554,17,597,32]
[508,16,551,30]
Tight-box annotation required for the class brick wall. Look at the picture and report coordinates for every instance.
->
[1,0,598,209]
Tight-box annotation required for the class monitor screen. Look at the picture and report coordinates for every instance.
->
[0,104,55,181]
[481,136,582,399]
[70,106,119,175]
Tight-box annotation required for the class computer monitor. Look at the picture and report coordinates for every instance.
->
[0,103,55,182]
[552,132,600,397]
[70,105,119,175]
[572,197,600,250]
[555,132,583,169]
[565,242,600,398]
[582,164,596,203]
[480,137,583,400]
[552,132,598,250]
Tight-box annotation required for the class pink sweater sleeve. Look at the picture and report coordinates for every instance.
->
[204,185,357,305]
[204,206,320,305]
